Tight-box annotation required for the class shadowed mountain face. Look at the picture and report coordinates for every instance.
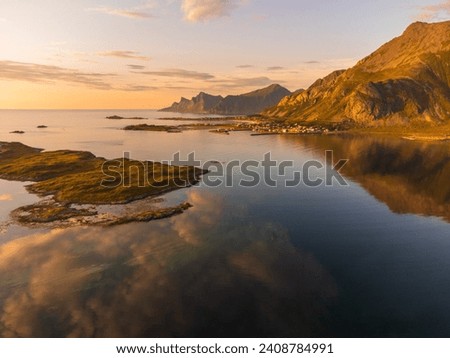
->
[298,135,450,222]
[265,21,450,125]
[161,92,224,114]
[161,84,291,115]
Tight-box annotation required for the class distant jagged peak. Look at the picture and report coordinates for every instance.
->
[160,84,292,115]
[240,83,291,98]
[195,91,222,98]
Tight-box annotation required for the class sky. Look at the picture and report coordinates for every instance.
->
[0,0,449,109]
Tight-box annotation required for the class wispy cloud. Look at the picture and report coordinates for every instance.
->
[88,7,153,19]
[138,68,215,80]
[236,64,254,69]
[267,66,284,71]
[303,60,320,64]
[120,84,158,92]
[181,0,241,22]
[211,76,276,89]
[98,51,151,61]
[0,60,114,90]
[127,64,147,70]
[416,0,450,21]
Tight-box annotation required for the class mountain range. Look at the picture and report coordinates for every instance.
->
[264,21,450,125]
[160,84,291,115]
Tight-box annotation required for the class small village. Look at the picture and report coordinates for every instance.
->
[231,120,340,135]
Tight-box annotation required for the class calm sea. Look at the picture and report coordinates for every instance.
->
[0,110,449,337]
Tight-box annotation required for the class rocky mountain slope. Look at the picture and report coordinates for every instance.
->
[161,84,291,115]
[264,21,450,125]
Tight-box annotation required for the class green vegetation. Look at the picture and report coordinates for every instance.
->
[12,202,97,224]
[11,200,192,226]
[0,142,205,204]
[104,202,192,226]
[0,142,206,226]
[30,158,204,204]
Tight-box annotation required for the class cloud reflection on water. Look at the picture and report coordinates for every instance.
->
[0,191,337,337]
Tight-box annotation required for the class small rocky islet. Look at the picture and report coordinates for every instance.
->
[0,141,206,227]
[106,115,147,120]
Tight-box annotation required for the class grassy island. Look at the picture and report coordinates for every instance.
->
[0,142,206,226]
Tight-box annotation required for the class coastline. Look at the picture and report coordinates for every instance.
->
[133,114,450,142]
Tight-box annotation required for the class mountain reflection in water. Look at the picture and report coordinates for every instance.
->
[297,135,450,223]
[1,119,449,338]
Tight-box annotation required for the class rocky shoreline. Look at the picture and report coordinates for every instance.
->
[116,113,450,140]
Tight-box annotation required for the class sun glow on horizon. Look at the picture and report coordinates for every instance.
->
[0,0,446,109]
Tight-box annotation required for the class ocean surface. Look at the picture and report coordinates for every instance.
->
[0,110,449,337]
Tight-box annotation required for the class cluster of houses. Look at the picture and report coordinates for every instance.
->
[233,121,334,135]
